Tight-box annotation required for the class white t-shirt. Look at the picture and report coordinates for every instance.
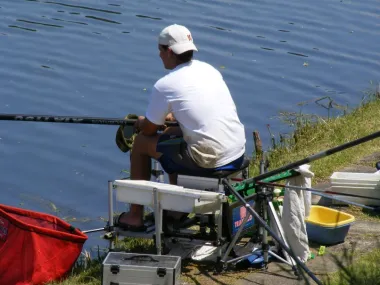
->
[146,60,246,168]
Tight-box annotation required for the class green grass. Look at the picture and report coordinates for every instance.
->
[250,94,380,183]
[324,247,380,285]
[58,91,380,285]
[334,205,380,222]
[49,262,102,285]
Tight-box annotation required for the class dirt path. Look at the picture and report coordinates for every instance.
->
[235,220,380,285]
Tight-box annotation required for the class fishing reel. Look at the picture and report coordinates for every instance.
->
[115,114,139,153]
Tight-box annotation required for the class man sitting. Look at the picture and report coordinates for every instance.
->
[117,24,246,231]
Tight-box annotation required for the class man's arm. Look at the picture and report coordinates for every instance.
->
[140,117,160,136]
[138,113,176,136]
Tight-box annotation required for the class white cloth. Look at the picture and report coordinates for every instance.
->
[281,164,313,262]
[146,60,246,168]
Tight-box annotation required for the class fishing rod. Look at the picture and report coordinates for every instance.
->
[0,113,179,126]
[306,189,376,210]
[258,181,380,202]
[257,181,380,211]
[248,129,380,184]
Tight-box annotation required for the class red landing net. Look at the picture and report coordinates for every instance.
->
[0,204,88,285]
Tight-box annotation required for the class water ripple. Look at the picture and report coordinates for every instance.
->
[85,15,121,24]
[44,1,122,14]
[17,18,63,28]
[135,14,162,21]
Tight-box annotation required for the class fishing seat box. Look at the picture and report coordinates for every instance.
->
[102,252,181,285]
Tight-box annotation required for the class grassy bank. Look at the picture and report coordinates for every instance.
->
[250,93,380,183]
[56,92,380,285]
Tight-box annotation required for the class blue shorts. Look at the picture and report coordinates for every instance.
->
[156,134,244,175]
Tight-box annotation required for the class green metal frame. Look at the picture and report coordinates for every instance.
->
[228,169,299,203]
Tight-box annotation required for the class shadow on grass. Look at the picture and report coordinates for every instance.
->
[331,205,380,222]
[361,207,380,219]
[181,259,250,285]
[323,240,380,285]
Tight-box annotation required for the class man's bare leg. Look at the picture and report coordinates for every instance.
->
[118,133,161,227]
[168,174,177,185]
[164,127,188,219]
[118,126,183,227]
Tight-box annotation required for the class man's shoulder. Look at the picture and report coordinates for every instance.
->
[192,60,222,77]
[192,60,216,70]
[153,72,172,90]
[153,60,221,90]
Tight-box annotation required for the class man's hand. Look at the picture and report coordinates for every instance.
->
[165,113,176,122]
[134,116,146,133]
[134,113,175,135]
[158,113,176,131]
[134,116,160,136]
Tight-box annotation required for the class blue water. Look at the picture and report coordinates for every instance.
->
[0,0,379,250]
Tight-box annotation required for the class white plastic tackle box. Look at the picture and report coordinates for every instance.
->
[102,252,181,285]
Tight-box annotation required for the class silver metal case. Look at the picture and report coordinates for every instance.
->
[102,252,181,285]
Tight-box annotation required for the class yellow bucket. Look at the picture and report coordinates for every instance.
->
[306,205,355,227]
[305,205,355,245]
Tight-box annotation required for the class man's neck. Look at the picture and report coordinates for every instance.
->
[172,60,192,70]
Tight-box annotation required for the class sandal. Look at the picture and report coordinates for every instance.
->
[144,211,189,224]
[113,212,147,232]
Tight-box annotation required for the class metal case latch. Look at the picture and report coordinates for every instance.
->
[110,265,120,274]
[157,267,167,277]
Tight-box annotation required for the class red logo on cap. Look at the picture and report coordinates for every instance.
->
[187,34,192,41]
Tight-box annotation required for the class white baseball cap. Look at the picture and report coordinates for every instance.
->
[158,24,198,55]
